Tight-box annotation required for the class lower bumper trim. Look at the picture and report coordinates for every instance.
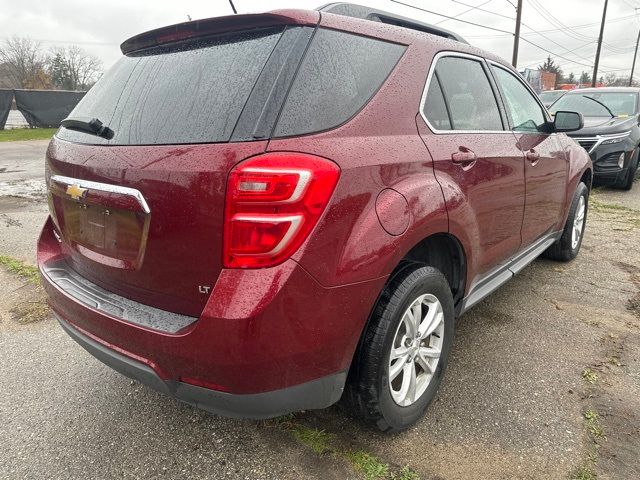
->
[57,315,347,419]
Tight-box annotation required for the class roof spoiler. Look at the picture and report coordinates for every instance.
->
[317,2,468,44]
[120,10,319,54]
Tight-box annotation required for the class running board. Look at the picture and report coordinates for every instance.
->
[459,232,561,315]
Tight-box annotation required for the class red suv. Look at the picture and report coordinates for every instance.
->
[38,4,592,431]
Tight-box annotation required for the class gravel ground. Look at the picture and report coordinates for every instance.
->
[0,140,639,479]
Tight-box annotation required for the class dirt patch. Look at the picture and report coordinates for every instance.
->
[0,264,51,330]
[615,262,640,319]
[10,300,50,324]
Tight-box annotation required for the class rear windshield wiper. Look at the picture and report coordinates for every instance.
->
[60,117,115,139]
[581,95,615,118]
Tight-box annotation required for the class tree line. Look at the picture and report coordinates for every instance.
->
[0,37,103,91]
[538,55,638,88]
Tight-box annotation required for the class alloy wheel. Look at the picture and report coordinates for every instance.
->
[388,293,445,407]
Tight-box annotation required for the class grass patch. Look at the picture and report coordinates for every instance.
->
[345,450,389,479]
[276,416,417,478]
[0,128,57,142]
[582,368,598,384]
[0,255,40,284]
[570,464,597,480]
[392,466,420,480]
[290,425,333,454]
[584,409,605,438]
[589,198,635,213]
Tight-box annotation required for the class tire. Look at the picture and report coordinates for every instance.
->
[544,182,589,262]
[342,265,454,432]
[618,149,638,191]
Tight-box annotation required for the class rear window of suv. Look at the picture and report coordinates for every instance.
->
[57,28,284,145]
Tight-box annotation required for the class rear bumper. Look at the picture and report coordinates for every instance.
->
[38,216,386,416]
[57,315,346,419]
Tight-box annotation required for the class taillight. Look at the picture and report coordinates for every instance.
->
[223,152,340,268]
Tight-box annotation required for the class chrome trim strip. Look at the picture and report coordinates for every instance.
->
[50,175,151,214]
[419,51,513,135]
[572,131,631,154]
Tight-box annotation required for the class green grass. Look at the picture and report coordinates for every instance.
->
[0,255,40,284]
[290,425,333,454]
[570,465,597,480]
[345,451,390,479]
[0,128,56,142]
[392,466,420,480]
[589,197,638,214]
[281,420,418,479]
[582,368,598,384]
[584,409,605,438]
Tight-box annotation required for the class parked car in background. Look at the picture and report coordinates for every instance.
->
[539,89,567,108]
[38,3,592,432]
[550,87,639,190]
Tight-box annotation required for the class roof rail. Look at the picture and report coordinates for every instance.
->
[317,2,468,44]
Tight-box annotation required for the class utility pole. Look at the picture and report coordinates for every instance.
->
[512,0,523,68]
[592,0,609,87]
[630,10,640,87]
[630,28,640,86]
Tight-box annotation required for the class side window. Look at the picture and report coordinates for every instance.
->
[273,29,405,137]
[492,66,547,132]
[423,74,452,130]
[432,56,503,131]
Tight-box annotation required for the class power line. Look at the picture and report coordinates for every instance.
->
[390,0,515,34]
[435,0,494,25]
[390,1,629,73]
[526,0,593,42]
[465,14,638,39]
[448,0,515,21]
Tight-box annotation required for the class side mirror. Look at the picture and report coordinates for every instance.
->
[553,111,583,132]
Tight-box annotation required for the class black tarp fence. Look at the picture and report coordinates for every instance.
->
[0,89,13,130]
[13,89,86,128]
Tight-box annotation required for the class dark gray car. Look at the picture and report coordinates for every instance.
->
[539,89,566,109]
[550,87,640,190]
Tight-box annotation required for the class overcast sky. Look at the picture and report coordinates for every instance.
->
[2,0,640,79]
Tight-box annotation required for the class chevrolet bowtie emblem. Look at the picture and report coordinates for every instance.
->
[66,184,87,201]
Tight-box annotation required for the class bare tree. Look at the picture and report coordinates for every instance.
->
[603,72,640,87]
[47,46,102,90]
[0,37,49,88]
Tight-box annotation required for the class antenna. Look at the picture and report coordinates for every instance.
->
[228,0,237,14]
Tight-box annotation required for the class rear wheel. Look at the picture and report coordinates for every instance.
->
[343,265,454,432]
[544,182,588,261]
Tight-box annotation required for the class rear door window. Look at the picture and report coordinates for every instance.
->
[423,74,452,130]
[430,56,504,131]
[57,28,284,145]
[273,28,405,137]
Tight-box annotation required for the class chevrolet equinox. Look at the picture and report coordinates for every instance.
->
[38,4,592,431]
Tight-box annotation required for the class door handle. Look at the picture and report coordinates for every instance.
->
[451,150,477,164]
[526,150,540,162]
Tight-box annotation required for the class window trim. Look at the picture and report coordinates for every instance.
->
[486,60,553,133]
[419,51,511,135]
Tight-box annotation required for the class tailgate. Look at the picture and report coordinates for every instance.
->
[46,138,267,317]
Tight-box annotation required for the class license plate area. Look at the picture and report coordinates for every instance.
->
[49,177,151,270]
